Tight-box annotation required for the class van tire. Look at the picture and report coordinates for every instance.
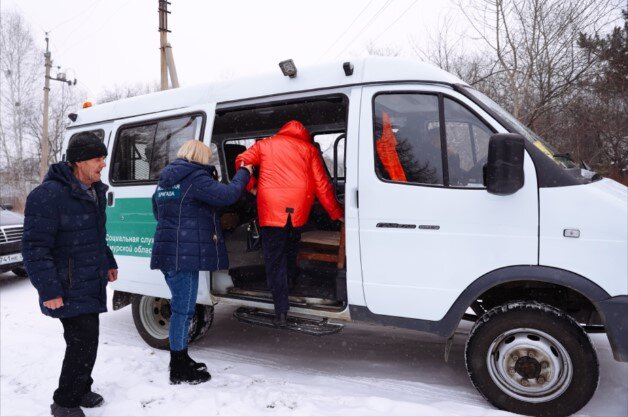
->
[464,301,598,417]
[132,296,171,350]
[132,296,215,350]
[189,305,214,342]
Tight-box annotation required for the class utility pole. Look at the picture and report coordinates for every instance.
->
[40,34,77,180]
[158,0,179,90]
[41,35,52,180]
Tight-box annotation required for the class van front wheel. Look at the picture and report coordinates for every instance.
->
[131,295,215,350]
[465,301,598,417]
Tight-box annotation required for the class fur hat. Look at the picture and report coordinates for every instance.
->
[66,132,107,163]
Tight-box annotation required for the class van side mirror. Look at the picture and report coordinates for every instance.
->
[483,133,525,195]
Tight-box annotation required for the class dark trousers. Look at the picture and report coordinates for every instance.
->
[53,313,99,407]
[261,218,301,315]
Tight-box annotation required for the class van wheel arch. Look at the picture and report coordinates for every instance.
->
[443,266,610,337]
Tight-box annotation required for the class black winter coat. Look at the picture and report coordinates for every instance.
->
[150,158,249,272]
[22,162,117,318]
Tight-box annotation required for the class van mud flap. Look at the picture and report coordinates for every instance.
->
[233,307,344,336]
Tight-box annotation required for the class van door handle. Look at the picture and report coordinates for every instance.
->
[376,223,416,229]
[107,191,114,207]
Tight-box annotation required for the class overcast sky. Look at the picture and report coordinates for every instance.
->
[1,0,464,99]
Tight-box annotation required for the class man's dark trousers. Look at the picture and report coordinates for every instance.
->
[261,217,301,315]
[53,313,99,407]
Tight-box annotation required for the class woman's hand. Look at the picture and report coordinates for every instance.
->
[241,163,254,175]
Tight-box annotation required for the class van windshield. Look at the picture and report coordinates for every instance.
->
[462,87,600,182]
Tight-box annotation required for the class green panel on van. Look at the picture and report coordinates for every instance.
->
[106,198,155,258]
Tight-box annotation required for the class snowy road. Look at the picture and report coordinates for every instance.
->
[1,273,626,416]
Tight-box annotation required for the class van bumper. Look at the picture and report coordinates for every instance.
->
[597,295,628,362]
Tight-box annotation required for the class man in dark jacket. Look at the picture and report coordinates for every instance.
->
[22,132,118,417]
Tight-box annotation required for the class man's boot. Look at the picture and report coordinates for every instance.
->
[50,403,85,417]
[169,349,211,385]
[273,312,287,328]
[80,391,104,408]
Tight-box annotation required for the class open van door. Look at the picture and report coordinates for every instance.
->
[357,85,538,321]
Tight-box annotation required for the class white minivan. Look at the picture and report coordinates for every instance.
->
[62,57,627,416]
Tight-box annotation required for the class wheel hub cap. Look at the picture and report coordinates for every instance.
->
[487,328,573,403]
[514,356,541,379]
[139,296,170,340]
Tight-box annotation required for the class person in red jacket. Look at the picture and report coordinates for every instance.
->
[235,120,344,326]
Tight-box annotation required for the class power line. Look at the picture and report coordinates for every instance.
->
[49,0,103,32]
[318,0,376,61]
[370,0,418,44]
[334,0,394,59]
[55,1,127,60]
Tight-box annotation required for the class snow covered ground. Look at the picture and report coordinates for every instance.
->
[1,272,626,417]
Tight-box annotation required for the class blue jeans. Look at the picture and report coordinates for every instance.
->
[163,270,199,351]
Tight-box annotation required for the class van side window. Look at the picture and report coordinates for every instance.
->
[442,98,491,187]
[373,94,444,185]
[373,94,492,188]
[111,114,203,183]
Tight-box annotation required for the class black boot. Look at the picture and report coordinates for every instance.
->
[80,391,103,408]
[273,312,287,328]
[168,351,207,372]
[169,349,211,385]
[184,350,208,372]
[50,403,85,417]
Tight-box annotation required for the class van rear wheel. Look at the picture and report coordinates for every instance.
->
[465,301,598,417]
[131,295,214,350]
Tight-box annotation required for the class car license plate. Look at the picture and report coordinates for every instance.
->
[0,253,22,265]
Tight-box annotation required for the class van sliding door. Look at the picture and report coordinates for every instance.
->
[106,106,215,301]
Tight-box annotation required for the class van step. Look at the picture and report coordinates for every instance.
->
[227,287,341,306]
[233,307,344,336]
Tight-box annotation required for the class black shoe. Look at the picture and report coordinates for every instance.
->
[169,349,211,385]
[50,403,85,417]
[80,391,103,408]
[273,312,287,328]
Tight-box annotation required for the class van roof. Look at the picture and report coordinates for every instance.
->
[69,56,466,128]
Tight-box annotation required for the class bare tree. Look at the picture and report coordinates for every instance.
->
[27,84,87,164]
[456,0,620,128]
[365,42,401,57]
[409,16,497,88]
[0,11,41,210]
[97,81,159,104]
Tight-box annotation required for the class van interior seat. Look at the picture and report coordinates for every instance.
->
[223,143,247,180]
[298,223,345,269]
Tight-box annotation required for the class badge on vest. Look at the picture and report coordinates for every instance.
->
[156,184,181,201]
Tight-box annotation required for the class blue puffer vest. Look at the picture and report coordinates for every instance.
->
[150,158,249,272]
[22,162,118,318]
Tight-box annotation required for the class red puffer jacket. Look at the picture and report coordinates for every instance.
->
[235,120,344,227]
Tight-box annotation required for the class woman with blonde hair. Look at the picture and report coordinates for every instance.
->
[151,139,252,385]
